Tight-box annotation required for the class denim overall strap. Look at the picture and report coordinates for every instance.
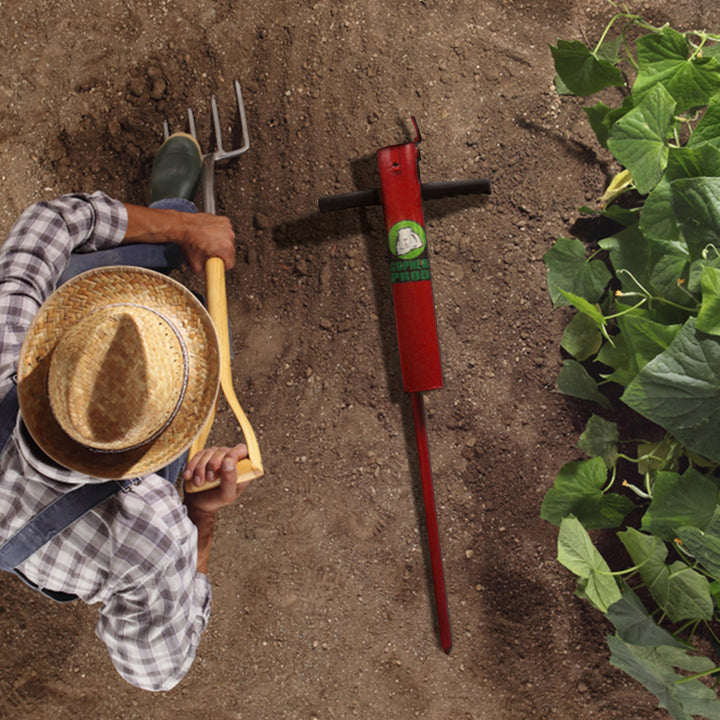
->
[0,383,132,601]
[0,479,132,602]
[0,382,18,454]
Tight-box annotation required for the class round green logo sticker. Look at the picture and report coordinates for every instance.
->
[388,220,427,260]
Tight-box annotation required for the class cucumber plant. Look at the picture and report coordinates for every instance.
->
[542,9,720,718]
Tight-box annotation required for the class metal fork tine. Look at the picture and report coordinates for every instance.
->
[187,108,197,141]
[161,81,249,157]
[211,95,224,155]
[162,80,250,214]
[210,81,250,161]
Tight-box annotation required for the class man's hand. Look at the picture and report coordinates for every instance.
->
[183,443,250,502]
[122,205,236,274]
[175,212,236,274]
[182,443,251,574]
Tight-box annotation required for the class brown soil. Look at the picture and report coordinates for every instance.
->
[0,1,713,719]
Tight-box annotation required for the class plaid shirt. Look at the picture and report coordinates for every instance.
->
[0,193,211,691]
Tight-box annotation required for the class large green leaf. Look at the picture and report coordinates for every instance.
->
[550,39,625,96]
[689,255,720,295]
[618,314,682,375]
[634,26,720,113]
[606,592,688,649]
[557,516,622,612]
[543,236,612,308]
[583,101,613,148]
[677,506,720,581]
[667,143,720,179]
[541,456,633,528]
[697,265,720,335]
[641,145,720,254]
[577,413,619,468]
[597,334,635,386]
[599,223,652,293]
[641,468,720,542]
[556,359,611,408]
[672,177,720,260]
[688,93,720,149]
[608,635,720,720]
[640,177,685,251]
[619,527,713,622]
[607,83,677,194]
[622,317,720,463]
[561,311,602,361]
[637,437,683,476]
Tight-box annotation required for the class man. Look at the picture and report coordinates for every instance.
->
[0,133,252,691]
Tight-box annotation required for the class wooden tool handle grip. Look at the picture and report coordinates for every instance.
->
[185,257,264,493]
[205,257,230,365]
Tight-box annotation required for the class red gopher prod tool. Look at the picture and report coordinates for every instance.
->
[319,119,491,653]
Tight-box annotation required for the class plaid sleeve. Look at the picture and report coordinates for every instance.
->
[0,192,127,395]
[92,498,213,693]
[97,564,212,692]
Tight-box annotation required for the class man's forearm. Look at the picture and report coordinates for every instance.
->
[121,203,236,274]
[188,510,216,575]
[122,204,188,246]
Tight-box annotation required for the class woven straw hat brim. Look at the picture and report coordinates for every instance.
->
[18,266,220,479]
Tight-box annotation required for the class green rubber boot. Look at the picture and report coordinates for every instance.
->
[150,133,203,203]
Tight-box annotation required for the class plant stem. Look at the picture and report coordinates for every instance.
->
[605,297,647,319]
[675,666,720,685]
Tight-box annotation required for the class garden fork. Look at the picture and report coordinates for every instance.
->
[164,81,264,493]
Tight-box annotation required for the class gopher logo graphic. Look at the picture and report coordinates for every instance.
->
[395,226,424,256]
[388,220,427,260]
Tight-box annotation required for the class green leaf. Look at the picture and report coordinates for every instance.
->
[597,334,634,386]
[641,468,720,542]
[622,317,720,463]
[577,414,619,467]
[677,506,720,581]
[689,255,720,295]
[697,265,720,334]
[640,177,686,252]
[599,223,653,294]
[641,145,720,256]
[601,204,638,228]
[667,142,720,179]
[649,254,691,305]
[557,290,607,336]
[596,31,625,65]
[688,93,720,149]
[557,516,622,612]
[583,101,613,148]
[608,634,720,720]
[561,311,603,361]
[618,313,683,374]
[550,39,625,96]
[541,456,633,528]
[620,526,668,567]
[557,359,611,408]
[606,592,688,649]
[637,437,683,476]
[634,26,720,113]
[672,177,720,260]
[543,236,612,308]
[607,83,677,194]
[619,527,713,623]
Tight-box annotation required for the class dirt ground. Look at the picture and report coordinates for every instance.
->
[0,1,715,718]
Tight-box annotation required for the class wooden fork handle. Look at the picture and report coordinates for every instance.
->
[185,257,264,493]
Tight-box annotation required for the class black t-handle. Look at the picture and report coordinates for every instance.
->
[318,177,491,213]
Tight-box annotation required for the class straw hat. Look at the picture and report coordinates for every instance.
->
[17,266,220,479]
